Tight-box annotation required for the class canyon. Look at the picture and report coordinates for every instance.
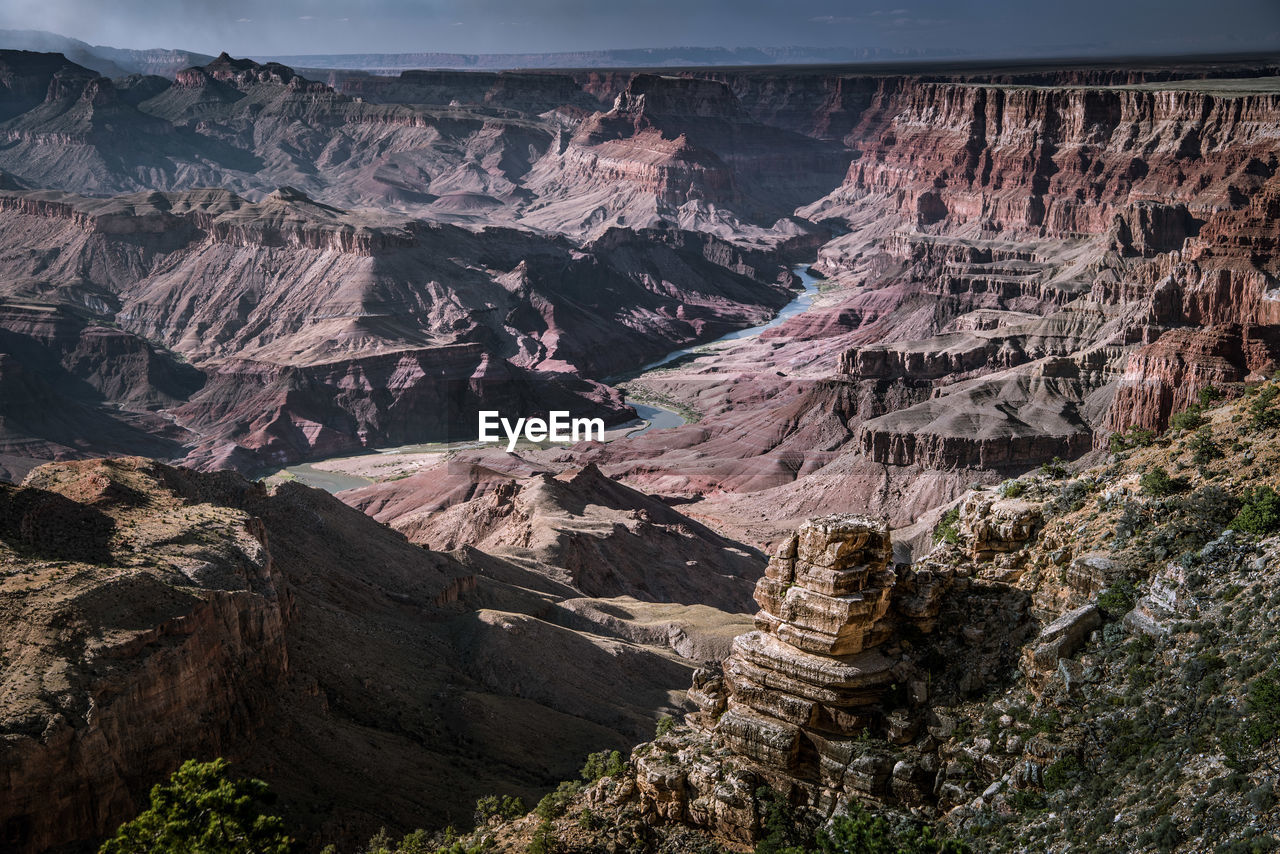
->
[0,38,1279,854]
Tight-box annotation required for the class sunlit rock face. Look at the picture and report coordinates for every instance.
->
[713,516,900,771]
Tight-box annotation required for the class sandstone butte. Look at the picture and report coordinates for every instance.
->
[629,514,955,838]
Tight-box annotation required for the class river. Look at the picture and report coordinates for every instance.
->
[266,263,824,490]
[622,264,822,436]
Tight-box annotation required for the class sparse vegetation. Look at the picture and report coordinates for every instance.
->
[580,749,627,782]
[1111,425,1157,454]
[998,480,1025,498]
[1140,466,1186,497]
[1246,670,1280,746]
[1098,578,1136,618]
[933,507,961,545]
[1189,426,1224,465]
[1170,406,1206,432]
[753,790,967,854]
[1249,384,1280,431]
[1040,458,1069,480]
[99,759,294,854]
[535,780,583,820]
[1230,485,1280,536]
[1198,385,1225,408]
[473,794,525,825]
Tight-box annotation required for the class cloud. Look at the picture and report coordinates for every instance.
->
[809,9,949,28]
[299,15,314,20]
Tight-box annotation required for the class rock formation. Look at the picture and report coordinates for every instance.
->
[519,73,849,237]
[688,516,950,796]
[957,492,1044,564]
[0,458,743,852]
[0,182,800,475]
[2,45,1280,854]
[352,461,765,613]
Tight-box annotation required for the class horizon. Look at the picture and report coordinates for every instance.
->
[0,1,1277,63]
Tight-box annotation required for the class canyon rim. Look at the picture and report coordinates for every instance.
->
[2,3,1280,853]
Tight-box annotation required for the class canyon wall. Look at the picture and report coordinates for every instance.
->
[2,456,755,852]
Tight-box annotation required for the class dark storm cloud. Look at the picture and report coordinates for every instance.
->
[0,0,1276,58]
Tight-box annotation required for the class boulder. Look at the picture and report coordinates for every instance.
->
[959,493,1043,562]
[1022,604,1101,689]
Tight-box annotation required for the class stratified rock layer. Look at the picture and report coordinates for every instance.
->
[711,516,901,776]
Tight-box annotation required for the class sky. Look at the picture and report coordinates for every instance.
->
[0,0,1277,59]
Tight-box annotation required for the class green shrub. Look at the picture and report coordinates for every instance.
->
[1147,486,1241,557]
[1053,480,1091,514]
[933,507,961,545]
[535,781,582,820]
[1113,501,1148,545]
[528,819,556,854]
[1099,578,1136,618]
[1248,783,1276,814]
[362,828,395,854]
[999,480,1025,498]
[1139,815,1182,852]
[1008,789,1047,813]
[1251,385,1280,431]
[816,803,969,853]
[1111,426,1157,453]
[580,750,626,782]
[1170,406,1206,432]
[1041,458,1069,479]
[1140,466,1187,497]
[1230,486,1280,536]
[358,827,484,854]
[754,786,814,854]
[1246,671,1280,746]
[1043,754,1083,791]
[1189,426,1223,465]
[474,794,525,825]
[655,715,676,737]
[99,759,294,854]
[753,793,968,854]
[1198,385,1224,407]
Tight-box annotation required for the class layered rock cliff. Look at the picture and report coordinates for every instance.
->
[0,458,293,852]
[519,73,849,237]
[0,183,801,474]
[1,456,752,852]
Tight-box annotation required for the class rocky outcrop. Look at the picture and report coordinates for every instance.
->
[584,514,990,843]
[520,73,848,236]
[1123,562,1200,637]
[1,456,727,852]
[1104,327,1252,432]
[175,52,330,93]
[373,462,765,612]
[856,374,1096,470]
[1106,174,1280,432]
[0,459,291,852]
[958,493,1044,563]
[703,517,937,785]
[811,80,1280,237]
[1020,604,1101,691]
